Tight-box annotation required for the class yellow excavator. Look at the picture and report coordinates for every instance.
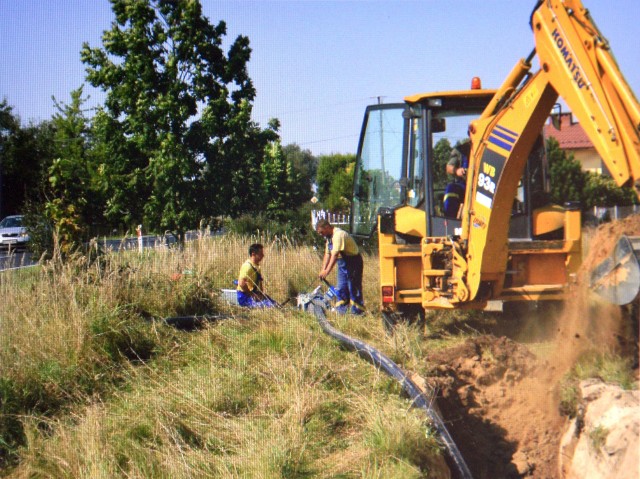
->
[349,0,640,320]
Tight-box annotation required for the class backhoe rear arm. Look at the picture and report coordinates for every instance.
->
[459,0,640,303]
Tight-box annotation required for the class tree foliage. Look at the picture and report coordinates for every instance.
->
[282,143,317,203]
[81,0,275,240]
[432,138,453,191]
[0,99,55,217]
[546,137,636,209]
[316,153,356,212]
[261,140,307,220]
[546,137,586,205]
[44,86,98,253]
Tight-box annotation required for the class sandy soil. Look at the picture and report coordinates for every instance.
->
[425,216,640,478]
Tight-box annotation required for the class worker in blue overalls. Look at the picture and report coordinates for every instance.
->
[316,219,365,315]
[236,243,277,308]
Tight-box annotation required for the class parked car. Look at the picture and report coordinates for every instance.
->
[0,215,30,251]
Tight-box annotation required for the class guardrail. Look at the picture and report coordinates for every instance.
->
[95,229,217,253]
[584,204,640,225]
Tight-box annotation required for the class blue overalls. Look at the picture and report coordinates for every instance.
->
[236,262,277,308]
[328,236,365,315]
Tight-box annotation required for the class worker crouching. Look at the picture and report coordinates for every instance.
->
[236,243,277,308]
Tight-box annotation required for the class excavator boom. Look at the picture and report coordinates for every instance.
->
[460,0,640,303]
[531,0,640,195]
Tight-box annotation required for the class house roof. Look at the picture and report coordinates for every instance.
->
[543,112,594,149]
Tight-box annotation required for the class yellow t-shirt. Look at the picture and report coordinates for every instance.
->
[237,260,262,292]
[325,227,359,257]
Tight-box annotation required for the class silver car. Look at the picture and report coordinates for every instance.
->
[0,215,29,250]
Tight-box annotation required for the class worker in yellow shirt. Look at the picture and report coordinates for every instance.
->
[316,219,365,315]
[236,243,276,308]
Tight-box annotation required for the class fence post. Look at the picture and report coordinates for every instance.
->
[137,225,143,254]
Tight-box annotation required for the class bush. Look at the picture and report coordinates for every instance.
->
[224,205,322,247]
[582,173,637,208]
[21,201,54,259]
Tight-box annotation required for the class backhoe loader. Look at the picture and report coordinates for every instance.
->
[349,0,640,319]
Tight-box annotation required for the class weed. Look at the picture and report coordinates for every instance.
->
[588,425,609,455]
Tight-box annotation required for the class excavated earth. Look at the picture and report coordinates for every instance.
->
[428,334,567,478]
[423,215,640,478]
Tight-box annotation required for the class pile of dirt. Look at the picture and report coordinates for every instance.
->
[427,335,564,478]
[581,214,640,274]
[423,216,640,478]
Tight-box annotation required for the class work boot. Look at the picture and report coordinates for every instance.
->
[350,305,365,315]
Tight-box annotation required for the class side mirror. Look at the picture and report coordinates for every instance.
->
[431,118,446,133]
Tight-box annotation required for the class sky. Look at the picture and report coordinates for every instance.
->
[1,0,639,157]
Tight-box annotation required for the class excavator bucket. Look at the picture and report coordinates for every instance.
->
[590,235,640,305]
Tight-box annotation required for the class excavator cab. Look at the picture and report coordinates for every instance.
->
[351,91,553,243]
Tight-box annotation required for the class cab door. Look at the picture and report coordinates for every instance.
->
[351,104,409,237]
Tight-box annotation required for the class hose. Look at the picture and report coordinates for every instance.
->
[306,297,473,479]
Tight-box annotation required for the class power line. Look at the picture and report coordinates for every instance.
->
[296,133,359,147]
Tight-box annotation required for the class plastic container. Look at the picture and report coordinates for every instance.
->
[221,289,239,305]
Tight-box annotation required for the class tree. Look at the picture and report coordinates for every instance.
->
[0,99,56,217]
[316,153,356,212]
[282,143,317,203]
[546,137,637,209]
[432,138,453,191]
[44,86,98,253]
[81,0,273,241]
[259,136,312,220]
[546,137,586,205]
[582,172,637,208]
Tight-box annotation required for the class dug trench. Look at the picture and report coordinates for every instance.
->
[417,216,640,478]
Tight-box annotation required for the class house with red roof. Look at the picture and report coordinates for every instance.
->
[543,112,606,174]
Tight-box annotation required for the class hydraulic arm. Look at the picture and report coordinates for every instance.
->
[458,0,640,303]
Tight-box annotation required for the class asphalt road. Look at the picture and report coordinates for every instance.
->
[0,250,34,270]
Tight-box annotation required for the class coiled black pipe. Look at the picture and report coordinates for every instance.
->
[307,298,473,479]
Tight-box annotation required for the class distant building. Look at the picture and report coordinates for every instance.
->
[543,112,607,175]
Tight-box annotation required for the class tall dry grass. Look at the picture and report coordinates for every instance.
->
[1,234,448,478]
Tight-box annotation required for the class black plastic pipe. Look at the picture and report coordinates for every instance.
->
[308,298,473,479]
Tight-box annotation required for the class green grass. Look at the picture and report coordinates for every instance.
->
[0,235,449,478]
[558,351,637,417]
[588,425,610,455]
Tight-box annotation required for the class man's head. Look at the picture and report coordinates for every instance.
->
[249,243,264,264]
[315,219,333,239]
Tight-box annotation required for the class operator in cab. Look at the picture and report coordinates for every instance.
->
[443,139,471,219]
[315,219,365,315]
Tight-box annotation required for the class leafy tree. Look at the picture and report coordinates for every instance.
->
[44,86,96,253]
[546,137,636,209]
[261,139,307,220]
[0,99,56,217]
[546,137,586,205]
[432,138,453,191]
[81,0,274,241]
[582,172,637,208]
[316,153,356,212]
[282,143,317,203]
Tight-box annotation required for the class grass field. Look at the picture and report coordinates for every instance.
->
[0,234,451,478]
